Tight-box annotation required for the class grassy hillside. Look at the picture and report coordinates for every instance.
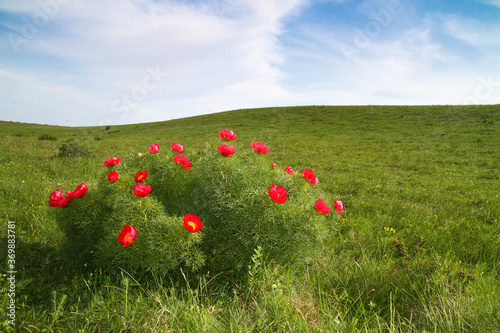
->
[1,105,499,332]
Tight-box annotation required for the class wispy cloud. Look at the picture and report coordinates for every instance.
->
[276,1,499,106]
[0,0,498,126]
[481,0,500,8]
[443,15,500,46]
[0,0,308,125]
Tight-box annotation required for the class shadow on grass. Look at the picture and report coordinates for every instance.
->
[0,237,96,310]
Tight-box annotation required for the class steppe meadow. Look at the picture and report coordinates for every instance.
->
[1,105,499,332]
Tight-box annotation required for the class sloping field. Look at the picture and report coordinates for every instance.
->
[1,105,499,331]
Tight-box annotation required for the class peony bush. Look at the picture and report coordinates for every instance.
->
[50,131,345,278]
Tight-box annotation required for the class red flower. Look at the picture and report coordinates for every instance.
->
[302,168,314,179]
[302,169,319,184]
[133,183,151,197]
[134,170,149,182]
[174,155,192,169]
[49,189,63,207]
[118,225,137,247]
[183,214,203,233]
[269,184,287,204]
[271,163,277,169]
[219,129,236,141]
[315,199,331,215]
[284,166,295,174]
[48,189,74,207]
[103,157,122,167]
[58,196,73,207]
[72,183,88,198]
[333,200,344,214]
[171,142,186,153]
[251,142,268,154]
[108,171,119,182]
[218,144,235,156]
[148,143,160,153]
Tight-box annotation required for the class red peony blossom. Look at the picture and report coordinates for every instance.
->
[219,129,236,141]
[103,157,122,167]
[272,163,277,169]
[183,214,203,233]
[333,200,344,214]
[118,225,137,247]
[148,143,160,153]
[218,144,235,156]
[302,169,319,184]
[49,189,63,207]
[49,189,74,207]
[133,183,151,197]
[269,184,287,204]
[251,142,268,154]
[134,170,149,182]
[64,191,75,203]
[72,183,88,198]
[58,195,73,207]
[284,166,295,174]
[171,142,186,153]
[315,199,331,215]
[174,155,192,169]
[108,171,119,182]
[302,168,314,179]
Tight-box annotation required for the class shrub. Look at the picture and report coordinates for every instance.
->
[50,134,344,279]
[38,132,57,141]
[57,140,91,157]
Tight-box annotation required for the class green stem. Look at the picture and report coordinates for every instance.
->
[252,154,259,170]
[140,197,147,223]
[84,194,104,217]
[116,180,128,190]
[223,157,228,185]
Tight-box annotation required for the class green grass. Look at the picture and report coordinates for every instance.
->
[1,105,499,332]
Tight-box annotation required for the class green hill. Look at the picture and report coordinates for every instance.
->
[1,105,499,332]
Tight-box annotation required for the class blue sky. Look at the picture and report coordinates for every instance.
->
[1,0,499,126]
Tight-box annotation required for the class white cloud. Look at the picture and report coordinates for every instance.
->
[0,68,104,126]
[0,0,309,125]
[0,1,42,13]
[481,0,500,8]
[443,16,500,46]
[1,0,499,126]
[277,15,499,107]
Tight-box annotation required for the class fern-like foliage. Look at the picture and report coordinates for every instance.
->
[52,136,342,280]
